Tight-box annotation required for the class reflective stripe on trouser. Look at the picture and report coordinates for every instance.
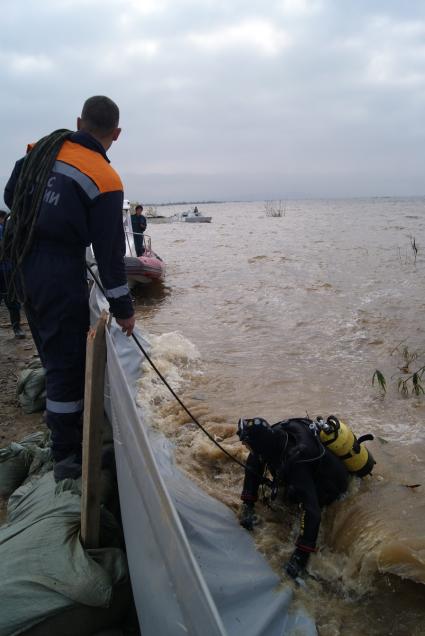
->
[47,398,84,413]
[23,248,89,461]
[46,398,84,459]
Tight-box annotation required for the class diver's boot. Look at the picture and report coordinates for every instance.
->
[285,548,311,580]
[239,502,256,531]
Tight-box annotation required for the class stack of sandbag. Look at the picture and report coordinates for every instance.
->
[0,432,49,498]
[16,357,46,414]
[0,436,133,636]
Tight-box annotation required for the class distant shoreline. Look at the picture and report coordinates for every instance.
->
[141,194,425,207]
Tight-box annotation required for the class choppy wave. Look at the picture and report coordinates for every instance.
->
[136,331,425,591]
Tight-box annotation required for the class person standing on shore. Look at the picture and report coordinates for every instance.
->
[3,95,135,481]
[0,210,25,339]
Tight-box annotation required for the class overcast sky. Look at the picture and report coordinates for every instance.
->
[1,0,425,202]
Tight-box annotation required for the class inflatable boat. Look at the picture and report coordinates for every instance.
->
[123,205,165,286]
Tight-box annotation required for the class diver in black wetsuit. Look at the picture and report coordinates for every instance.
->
[237,417,349,580]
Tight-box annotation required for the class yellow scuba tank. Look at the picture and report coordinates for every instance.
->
[317,415,375,477]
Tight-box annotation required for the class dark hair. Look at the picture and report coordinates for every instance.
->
[80,96,119,135]
[0,210,8,220]
[135,204,143,212]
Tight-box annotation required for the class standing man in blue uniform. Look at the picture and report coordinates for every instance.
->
[4,95,135,481]
[131,204,147,256]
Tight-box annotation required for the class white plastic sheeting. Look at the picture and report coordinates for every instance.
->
[91,285,317,636]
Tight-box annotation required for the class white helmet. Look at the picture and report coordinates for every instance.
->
[123,199,131,210]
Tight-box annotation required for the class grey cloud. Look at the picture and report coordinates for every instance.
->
[1,0,425,201]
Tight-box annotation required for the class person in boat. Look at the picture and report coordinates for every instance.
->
[237,417,349,580]
[3,95,135,482]
[131,204,147,256]
[193,205,199,215]
[0,210,25,339]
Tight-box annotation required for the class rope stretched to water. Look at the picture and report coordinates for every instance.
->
[86,262,271,480]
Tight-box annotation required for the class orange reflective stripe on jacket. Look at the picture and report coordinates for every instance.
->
[56,140,122,194]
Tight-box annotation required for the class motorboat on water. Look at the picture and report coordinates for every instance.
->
[171,207,212,223]
[122,205,165,286]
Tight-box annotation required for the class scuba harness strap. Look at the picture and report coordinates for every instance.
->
[267,419,326,501]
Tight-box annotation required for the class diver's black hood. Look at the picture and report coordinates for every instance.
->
[241,419,288,461]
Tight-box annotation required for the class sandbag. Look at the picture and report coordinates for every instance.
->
[21,584,132,636]
[0,433,48,497]
[0,471,130,636]
[17,358,46,414]
[0,442,32,497]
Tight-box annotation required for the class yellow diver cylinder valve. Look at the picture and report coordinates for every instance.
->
[318,415,375,477]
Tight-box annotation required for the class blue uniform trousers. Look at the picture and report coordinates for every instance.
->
[133,234,144,256]
[23,243,89,461]
[0,269,22,327]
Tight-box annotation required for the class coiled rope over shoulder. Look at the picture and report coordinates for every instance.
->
[1,129,71,299]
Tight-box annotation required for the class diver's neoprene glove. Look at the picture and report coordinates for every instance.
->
[285,548,310,579]
[239,502,256,531]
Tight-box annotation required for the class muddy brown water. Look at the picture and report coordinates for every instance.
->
[133,198,425,635]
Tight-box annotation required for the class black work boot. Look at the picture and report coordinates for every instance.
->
[13,324,26,339]
[10,308,25,339]
[53,452,83,482]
